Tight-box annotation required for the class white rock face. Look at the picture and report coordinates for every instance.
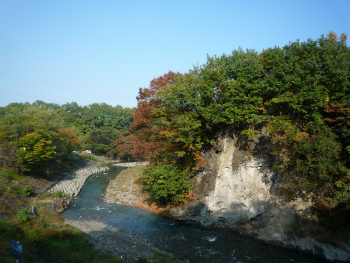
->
[182,130,350,262]
[205,136,272,223]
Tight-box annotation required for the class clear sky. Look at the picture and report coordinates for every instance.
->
[1,0,349,109]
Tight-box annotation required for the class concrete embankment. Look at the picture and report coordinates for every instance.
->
[49,165,109,197]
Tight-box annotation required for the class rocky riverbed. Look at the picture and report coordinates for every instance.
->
[49,161,349,262]
[64,219,174,262]
[61,162,184,263]
[104,164,350,262]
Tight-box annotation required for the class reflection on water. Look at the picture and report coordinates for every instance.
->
[63,166,329,263]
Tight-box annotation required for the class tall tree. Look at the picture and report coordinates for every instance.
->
[17,130,56,173]
[130,71,181,161]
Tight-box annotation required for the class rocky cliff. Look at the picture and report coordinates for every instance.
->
[174,128,350,262]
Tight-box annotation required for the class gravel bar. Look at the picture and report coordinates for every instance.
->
[65,219,174,262]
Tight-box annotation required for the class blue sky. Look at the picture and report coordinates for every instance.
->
[1,0,349,109]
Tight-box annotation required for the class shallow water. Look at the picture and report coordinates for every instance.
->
[63,166,329,263]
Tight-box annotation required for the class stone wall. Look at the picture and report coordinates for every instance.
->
[49,165,109,197]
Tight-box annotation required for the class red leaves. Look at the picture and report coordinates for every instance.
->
[324,103,350,126]
[129,71,182,161]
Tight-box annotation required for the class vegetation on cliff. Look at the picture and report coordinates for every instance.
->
[126,32,350,212]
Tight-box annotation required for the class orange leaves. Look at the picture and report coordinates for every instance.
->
[186,192,197,200]
[294,132,309,142]
[192,150,206,171]
[272,135,282,143]
[159,130,179,139]
[57,128,82,151]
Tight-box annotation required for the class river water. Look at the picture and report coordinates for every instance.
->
[63,166,329,263]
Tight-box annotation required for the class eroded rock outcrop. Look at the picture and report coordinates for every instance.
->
[174,128,350,262]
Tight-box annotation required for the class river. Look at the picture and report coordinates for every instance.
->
[63,165,330,263]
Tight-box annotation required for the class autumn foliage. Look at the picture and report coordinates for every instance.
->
[130,71,182,161]
[130,32,350,207]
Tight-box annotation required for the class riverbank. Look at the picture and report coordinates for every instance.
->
[0,164,126,263]
[105,162,167,214]
[23,160,180,263]
[113,161,149,167]
[105,164,350,262]
[65,219,175,262]
[48,162,109,197]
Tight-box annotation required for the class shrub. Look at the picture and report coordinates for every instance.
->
[20,186,34,197]
[16,207,30,223]
[142,163,190,204]
[53,191,64,198]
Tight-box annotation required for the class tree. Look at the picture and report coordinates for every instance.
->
[142,163,191,204]
[262,32,350,207]
[85,127,119,156]
[17,130,56,173]
[151,51,265,170]
[139,32,350,208]
[130,71,181,161]
[109,130,134,161]
[56,128,82,159]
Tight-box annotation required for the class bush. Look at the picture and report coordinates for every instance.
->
[53,191,64,198]
[16,207,30,223]
[142,163,190,204]
[20,186,34,197]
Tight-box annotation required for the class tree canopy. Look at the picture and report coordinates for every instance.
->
[130,32,350,206]
[0,101,134,174]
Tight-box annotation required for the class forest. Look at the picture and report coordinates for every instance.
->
[125,32,350,209]
[1,32,349,211]
[0,101,134,174]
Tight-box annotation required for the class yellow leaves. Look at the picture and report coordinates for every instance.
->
[294,132,309,142]
[272,135,282,143]
[243,128,258,138]
[0,131,6,138]
[335,180,343,188]
[159,130,179,139]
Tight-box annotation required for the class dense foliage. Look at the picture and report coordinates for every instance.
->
[131,32,350,207]
[142,163,191,204]
[0,101,134,174]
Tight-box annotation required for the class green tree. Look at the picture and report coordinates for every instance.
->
[142,163,191,204]
[262,32,350,207]
[17,130,56,172]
